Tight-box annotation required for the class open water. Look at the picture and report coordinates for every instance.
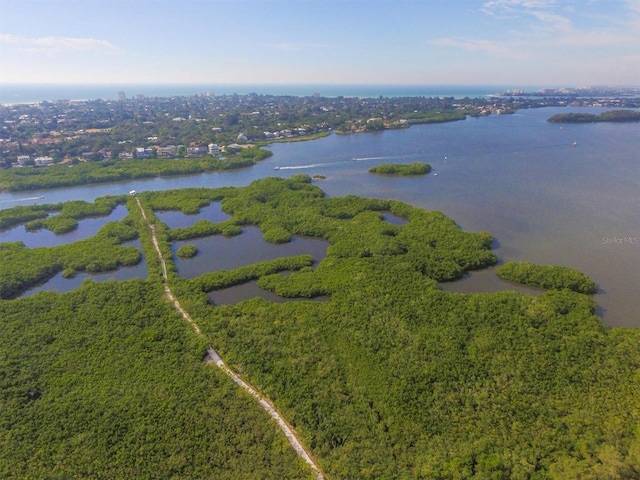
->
[1,106,638,326]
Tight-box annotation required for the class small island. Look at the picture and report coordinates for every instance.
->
[497,261,597,294]
[368,162,432,176]
[176,244,198,258]
[548,109,640,123]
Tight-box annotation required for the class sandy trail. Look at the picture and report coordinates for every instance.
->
[135,197,325,479]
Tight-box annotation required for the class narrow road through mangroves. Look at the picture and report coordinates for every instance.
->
[135,197,325,480]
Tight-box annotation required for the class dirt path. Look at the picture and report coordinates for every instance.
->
[135,197,325,479]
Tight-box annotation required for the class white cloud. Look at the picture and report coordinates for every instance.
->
[482,0,572,32]
[527,9,573,31]
[0,33,20,43]
[478,0,640,51]
[429,37,527,59]
[624,0,640,13]
[482,0,559,16]
[0,33,119,55]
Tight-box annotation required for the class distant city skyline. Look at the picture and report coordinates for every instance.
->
[1,0,639,87]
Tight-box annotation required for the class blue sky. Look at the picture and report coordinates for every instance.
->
[1,0,638,86]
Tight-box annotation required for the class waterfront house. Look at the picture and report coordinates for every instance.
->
[34,156,54,167]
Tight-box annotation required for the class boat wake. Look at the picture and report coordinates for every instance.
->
[274,163,328,170]
[0,195,45,204]
[352,155,407,162]
[273,154,413,171]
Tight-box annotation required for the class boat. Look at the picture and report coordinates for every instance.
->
[572,141,578,146]
[274,166,280,170]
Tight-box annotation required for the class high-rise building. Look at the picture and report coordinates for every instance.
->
[118,91,126,101]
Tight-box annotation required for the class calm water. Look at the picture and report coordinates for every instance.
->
[0,204,129,247]
[155,203,231,229]
[1,106,638,326]
[208,280,330,306]
[173,227,328,279]
[20,240,147,297]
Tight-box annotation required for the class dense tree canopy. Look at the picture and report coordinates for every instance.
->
[497,261,597,294]
[368,162,432,176]
[0,281,313,479]
[547,109,640,123]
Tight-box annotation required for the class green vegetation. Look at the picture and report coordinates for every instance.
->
[548,109,640,123]
[0,198,141,298]
[0,203,51,230]
[497,261,597,294]
[176,244,198,258]
[405,109,471,124]
[0,281,313,479]
[368,162,432,176]
[2,176,640,479]
[0,196,126,233]
[0,148,271,192]
[28,197,127,233]
[258,131,331,144]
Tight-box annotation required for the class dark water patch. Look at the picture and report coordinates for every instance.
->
[382,213,408,225]
[439,267,544,296]
[0,205,129,248]
[208,279,330,305]
[20,240,146,297]
[173,227,328,279]
[155,203,231,229]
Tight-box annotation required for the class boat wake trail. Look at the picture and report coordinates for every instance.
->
[273,154,412,170]
[275,163,329,170]
[0,195,45,204]
[352,155,405,161]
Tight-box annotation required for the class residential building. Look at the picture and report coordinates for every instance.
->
[156,146,177,158]
[135,147,153,159]
[34,156,54,166]
[187,146,206,155]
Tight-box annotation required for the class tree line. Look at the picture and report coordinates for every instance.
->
[547,109,640,123]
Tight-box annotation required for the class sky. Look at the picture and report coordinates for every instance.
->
[0,0,639,87]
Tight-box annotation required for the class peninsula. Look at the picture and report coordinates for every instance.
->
[548,109,640,123]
